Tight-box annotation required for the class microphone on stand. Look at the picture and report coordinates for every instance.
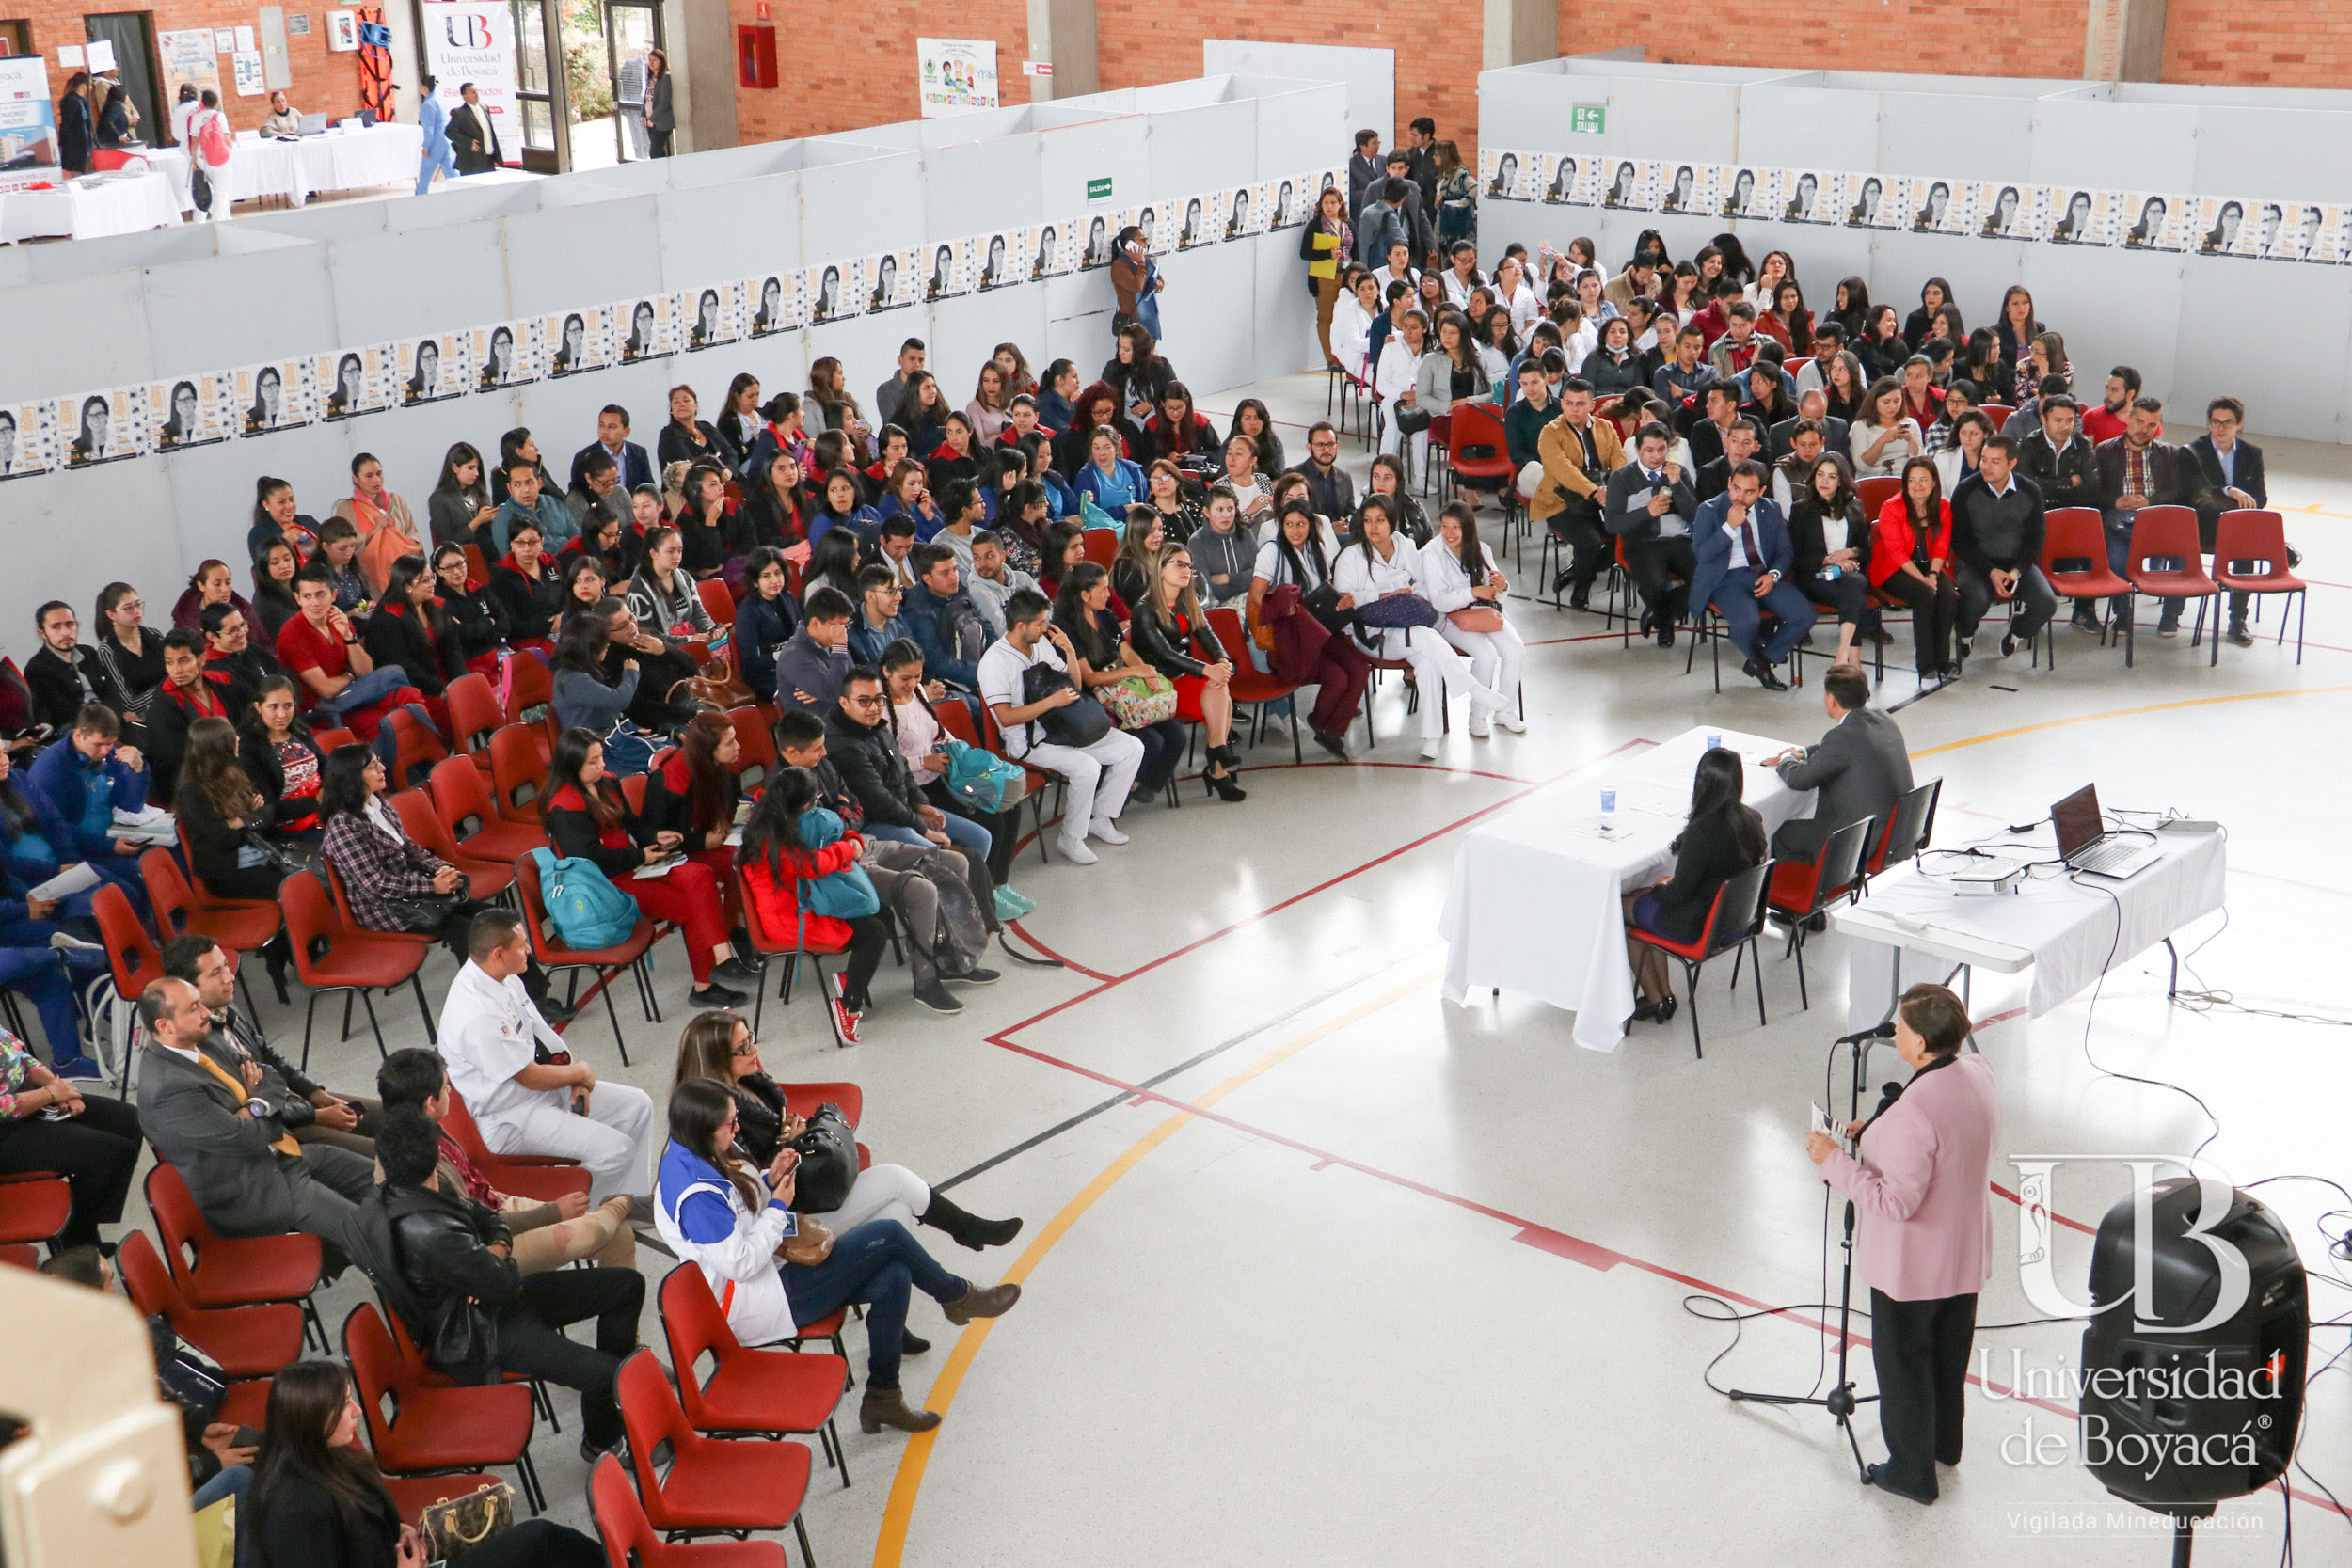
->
[1836,1021,1897,1046]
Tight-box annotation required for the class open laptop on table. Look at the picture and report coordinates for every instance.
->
[2052,784,2163,879]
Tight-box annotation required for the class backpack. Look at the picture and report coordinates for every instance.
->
[196,109,230,166]
[527,847,640,949]
[941,735,1026,813]
[792,806,880,918]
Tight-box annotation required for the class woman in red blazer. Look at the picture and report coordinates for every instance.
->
[1869,456,1961,680]
[736,764,890,1036]
[1806,984,1999,1505]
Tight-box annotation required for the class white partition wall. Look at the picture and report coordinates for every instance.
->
[0,76,1343,640]
[1475,57,2352,445]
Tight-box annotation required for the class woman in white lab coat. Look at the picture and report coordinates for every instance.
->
[1327,270,1381,380]
[1374,309,1431,470]
[1418,500,1526,738]
[1330,496,1503,759]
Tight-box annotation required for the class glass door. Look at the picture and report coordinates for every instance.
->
[511,0,563,173]
[607,3,658,163]
[556,0,659,171]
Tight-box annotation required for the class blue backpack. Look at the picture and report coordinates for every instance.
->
[941,736,1027,814]
[528,847,641,949]
[793,806,880,918]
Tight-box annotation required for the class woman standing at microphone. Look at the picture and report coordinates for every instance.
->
[1804,983,1998,1505]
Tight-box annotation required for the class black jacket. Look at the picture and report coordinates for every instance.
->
[380,1180,516,1386]
[2184,435,2266,509]
[1650,807,1762,943]
[239,721,328,833]
[448,102,501,174]
[1948,470,2048,575]
[639,751,737,847]
[252,1472,404,1568]
[203,1008,325,1120]
[489,559,564,643]
[730,1071,790,1167]
[543,781,655,876]
[824,707,925,831]
[735,594,799,705]
[1787,497,1874,584]
[207,644,286,721]
[24,645,126,732]
[176,782,280,900]
[1286,459,1356,522]
[59,92,91,174]
[658,418,736,472]
[145,680,232,801]
[442,580,508,661]
[2018,428,2102,513]
[1130,607,1227,680]
[361,600,464,698]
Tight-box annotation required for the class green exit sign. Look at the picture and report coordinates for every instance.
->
[1087,176,1113,200]
[1571,103,1605,135]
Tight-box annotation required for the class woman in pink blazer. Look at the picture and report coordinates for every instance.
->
[1806,984,1999,1505]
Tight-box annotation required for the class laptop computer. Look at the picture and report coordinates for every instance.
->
[2051,784,2163,879]
[299,113,329,135]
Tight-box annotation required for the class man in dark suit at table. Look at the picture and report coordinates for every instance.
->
[2184,395,2270,647]
[570,404,654,495]
[1764,666,1914,867]
[1690,460,1816,691]
[447,82,501,176]
[2094,395,2194,637]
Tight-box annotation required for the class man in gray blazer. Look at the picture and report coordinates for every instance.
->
[1765,665,1913,863]
[135,977,378,1266]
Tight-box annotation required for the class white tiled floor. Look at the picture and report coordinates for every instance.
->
[84,372,2352,1565]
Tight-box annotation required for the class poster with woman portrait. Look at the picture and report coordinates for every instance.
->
[864,250,915,311]
[1480,148,1522,201]
[618,294,682,364]
[805,259,863,325]
[544,305,616,378]
[1029,224,1073,279]
[315,345,393,421]
[148,371,237,450]
[1598,158,1650,211]
[2255,201,2314,261]
[0,403,58,481]
[1129,202,1167,257]
[685,284,742,352]
[1656,162,1715,217]
[1077,212,1118,269]
[2308,205,2352,264]
[915,240,962,302]
[1165,196,1206,251]
[1779,168,1831,224]
[1976,182,2041,240]
[746,274,803,336]
[56,388,148,467]
[1219,188,1258,243]
[2044,187,2114,246]
[977,230,1022,288]
[1906,178,1973,235]
[1257,179,1296,230]
[394,334,469,405]
[1838,173,1896,230]
[2187,197,2252,258]
[472,319,540,388]
[1719,166,1778,220]
[236,359,317,436]
[2115,192,2188,252]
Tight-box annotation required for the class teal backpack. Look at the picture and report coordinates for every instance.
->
[941,736,1026,814]
[528,847,641,949]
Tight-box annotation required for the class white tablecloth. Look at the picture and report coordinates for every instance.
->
[148,123,423,209]
[1439,727,1816,1050]
[0,171,183,244]
[1835,829,2228,1033]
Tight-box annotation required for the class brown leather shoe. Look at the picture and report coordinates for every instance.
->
[859,1386,943,1434]
[941,1281,1022,1325]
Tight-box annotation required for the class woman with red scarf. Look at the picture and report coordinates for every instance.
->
[337,452,423,597]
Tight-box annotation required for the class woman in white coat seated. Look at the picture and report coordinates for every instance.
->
[1331,495,1507,759]
[1375,308,1432,470]
[654,1079,1022,1435]
[1419,500,1528,738]
[1327,270,1381,380]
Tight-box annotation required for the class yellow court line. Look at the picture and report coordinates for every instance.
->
[1908,685,2352,758]
[870,965,1439,1567]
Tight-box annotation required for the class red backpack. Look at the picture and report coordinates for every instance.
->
[196,110,230,166]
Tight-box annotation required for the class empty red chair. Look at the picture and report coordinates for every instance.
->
[462,544,492,590]
[119,1229,303,1379]
[489,724,555,825]
[1855,475,1901,516]
[0,1171,71,1248]
[615,1349,813,1548]
[310,726,358,754]
[0,1243,41,1269]
[143,847,281,965]
[429,755,548,860]
[1761,819,1875,1011]
[590,1454,788,1568]
[443,672,504,770]
[93,880,167,1004]
[724,705,777,791]
[696,578,738,627]
[659,1264,852,1485]
[343,1301,542,1512]
[389,788,515,900]
[1081,530,1119,569]
[442,1087,589,1205]
[385,707,451,789]
[2120,504,2217,665]
[503,653,553,728]
[1445,401,1516,502]
[2210,509,2307,665]
[281,869,434,1069]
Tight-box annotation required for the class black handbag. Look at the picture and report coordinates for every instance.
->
[1303,582,1351,636]
[787,1103,859,1214]
[1020,661,1112,747]
[378,885,468,934]
[190,164,212,212]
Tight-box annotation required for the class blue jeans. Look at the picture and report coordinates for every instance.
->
[2099,509,2192,626]
[416,139,455,195]
[191,1463,252,1568]
[870,809,989,860]
[0,925,87,1060]
[783,1219,967,1390]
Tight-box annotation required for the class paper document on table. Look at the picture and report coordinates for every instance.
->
[28,863,101,901]
[1568,820,1631,840]
[111,806,180,845]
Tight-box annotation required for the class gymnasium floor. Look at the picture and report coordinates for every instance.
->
[104,373,2352,1566]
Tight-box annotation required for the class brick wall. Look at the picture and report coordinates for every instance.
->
[2160,0,2352,86]
[725,0,1033,145]
[1562,1,2091,78]
[15,0,368,141]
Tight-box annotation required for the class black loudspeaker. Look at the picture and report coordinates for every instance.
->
[2079,1176,2307,1513]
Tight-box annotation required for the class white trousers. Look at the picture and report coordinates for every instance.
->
[806,1162,930,1234]
[1437,614,1526,711]
[1362,625,1495,740]
[1379,420,1431,480]
[1015,729,1145,843]
[482,1082,657,1205]
[198,159,233,222]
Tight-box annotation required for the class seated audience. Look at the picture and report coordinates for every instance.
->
[977,589,1145,865]
[24,703,152,911]
[1055,563,1188,805]
[238,675,328,844]
[1784,452,1873,667]
[25,599,130,735]
[879,639,1025,908]
[1604,423,1701,648]
[1949,436,2055,659]
[1871,456,1963,679]
[0,1023,138,1245]
[1689,461,1818,691]
[161,933,372,1152]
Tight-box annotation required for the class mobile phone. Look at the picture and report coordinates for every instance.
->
[232,1426,263,1449]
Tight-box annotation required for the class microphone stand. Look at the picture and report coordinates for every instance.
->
[1724,1023,1884,1481]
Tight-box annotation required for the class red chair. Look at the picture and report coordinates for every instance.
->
[659,1264,852,1486]
[2040,506,2129,657]
[119,1229,304,1380]
[384,707,451,790]
[0,1172,71,1249]
[1444,401,1516,505]
[697,578,738,627]
[311,727,358,754]
[429,755,548,861]
[1080,530,1120,569]
[2211,510,2307,666]
[2120,504,2217,664]
[445,672,505,771]
[1856,475,1901,516]
[489,723,555,825]
[144,1163,325,1348]
[1761,819,1875,1011]
[939,697,1062,866]
[1863,778,1942,879]
[1627,861,1774,1060]
[343,1301,542,1513]
[282,869,435,1069]
[615,1350,813,1549]
[142,848,280,993]
[515,852,657,1061]
[93,881,166,1079]
[462,545,492,591]
[1978,402,2014,428]
[735,869,853,1044]
[1205,606,1302,763]
[170,821,288,937]
[389,789,515,900]
[590,1453,790,1568]
[441,1087,590,1205]
[381,1475,505,1533]
[503,653,553,728]
[727,705,777,791]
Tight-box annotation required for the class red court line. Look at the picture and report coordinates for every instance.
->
[1005,921,1114,983]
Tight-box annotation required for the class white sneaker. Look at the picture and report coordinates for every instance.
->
[1420,738,1441,760]
[1467,714,1491,738]
[1090,820,1131,846]
[1492,709,1527,734]
[1055,834,1098,864]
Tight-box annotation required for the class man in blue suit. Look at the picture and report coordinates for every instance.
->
[569,405,654,495]
[1689,460,1817,691]
[414,74,454,196]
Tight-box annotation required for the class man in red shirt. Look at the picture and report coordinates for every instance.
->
[1689,278,1740,348]
[2079,365,2139,447]
[276,564,425,741]
[1899,356,1942,430]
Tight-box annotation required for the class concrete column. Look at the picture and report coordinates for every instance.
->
[2083,0,2168,81]
[665,0,739,152]
[1025,0,1098,102]
[1484,0,1558,71]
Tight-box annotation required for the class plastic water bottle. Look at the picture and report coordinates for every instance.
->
[1705,730,1723,751]
[1600,786,1617,829]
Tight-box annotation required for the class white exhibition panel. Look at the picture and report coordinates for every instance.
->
[0,76,1343,636]
[1205,41,1391,147]
[1476,57,2352,444]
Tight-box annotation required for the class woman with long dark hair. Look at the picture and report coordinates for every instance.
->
[247,476,322,566]
[1135,545,1246,800]
[1419,500,1526,735]
[733,547,801,707]
[878,639,1022,905]
[800,526,863,609]
[542,726,755,1008]
[1830,275,1872,341]
[250,1359,599,1568]
[1620,747,1766,1022]
[1244,502,1364,757]
[238,675,328,845]
[1788,452,1872,667]
[1869,455,1961,680]
[805,468,869,552]
[735,764,887,1030]
[1902,278,1954,351]
[361,555,466,721]
[1226,397,1286,473]
[426,441,495,549]
[90,581,162,720]
[1851,378,1924,480]
[654,1076,1020,1435]
[738,447,804,554]
[552,554,612,641]
[1110,505,1165,611]
[177,716,286,904]
[429,545,505,677]
[1053,562,1187,804]
[640,707,746,926]
[490,426,551,506]
[1767,277,1814,357]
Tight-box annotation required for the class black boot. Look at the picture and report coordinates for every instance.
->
[920,1189,1024,1251]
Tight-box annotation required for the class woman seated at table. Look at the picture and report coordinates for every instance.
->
[1621,746,1766,1026]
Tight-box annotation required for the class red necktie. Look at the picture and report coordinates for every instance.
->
[1740,516,1764,571]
